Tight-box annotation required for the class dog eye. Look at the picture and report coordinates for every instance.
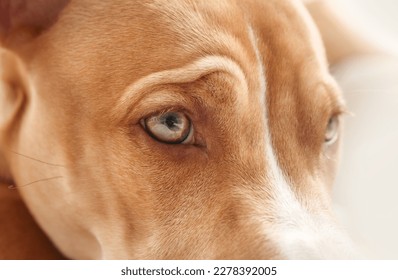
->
[142,112,193,144]
[325,115,339,144]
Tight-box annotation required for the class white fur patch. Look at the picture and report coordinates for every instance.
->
[247,26,356,259]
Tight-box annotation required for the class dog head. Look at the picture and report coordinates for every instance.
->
[0,0,354,259]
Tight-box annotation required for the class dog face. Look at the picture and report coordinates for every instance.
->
[0,0,354,259]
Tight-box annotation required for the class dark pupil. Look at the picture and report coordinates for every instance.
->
[163,114,180,130]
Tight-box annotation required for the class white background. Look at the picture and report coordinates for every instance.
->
[333,0,398,55]
[331,0,398,259]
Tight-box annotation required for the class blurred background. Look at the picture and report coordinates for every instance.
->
[331,0,398,259]
[333,0,398,55]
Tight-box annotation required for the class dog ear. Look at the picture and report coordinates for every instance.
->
[0,0,69,48]
[0,50,26,131]
[0,0,69,127]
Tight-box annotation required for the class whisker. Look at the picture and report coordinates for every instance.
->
[8,176,64,190]
[8,150,65,168]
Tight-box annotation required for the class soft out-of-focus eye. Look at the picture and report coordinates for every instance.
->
[142,112,193,144]
[325,115,339,144]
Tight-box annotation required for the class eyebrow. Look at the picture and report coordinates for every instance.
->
[112,55,249,120]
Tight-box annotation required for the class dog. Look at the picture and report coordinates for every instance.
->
[0,0,356,259]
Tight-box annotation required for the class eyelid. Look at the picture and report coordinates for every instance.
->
[330,100,349,116]
[139,106,194,127]
[126,90,195,125]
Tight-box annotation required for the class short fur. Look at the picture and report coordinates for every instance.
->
[0,0,354,259]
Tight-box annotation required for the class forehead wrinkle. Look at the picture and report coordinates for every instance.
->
[112,55,249,121]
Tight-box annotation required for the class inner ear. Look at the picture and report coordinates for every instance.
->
[0,49,26,129]
[0,0,70,48]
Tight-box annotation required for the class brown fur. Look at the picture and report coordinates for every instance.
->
[0,183,64,259]
[1,0,348,259]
